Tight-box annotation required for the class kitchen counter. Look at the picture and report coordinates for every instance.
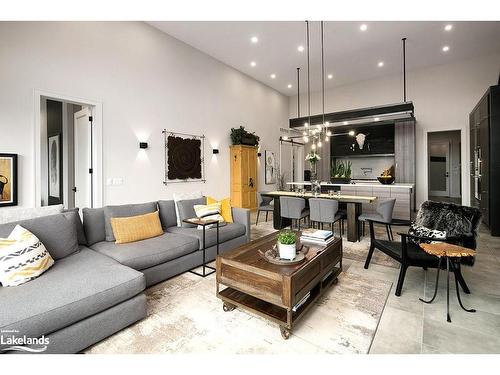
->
[286,181,414,189]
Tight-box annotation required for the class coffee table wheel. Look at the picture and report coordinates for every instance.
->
[223,302,236,312]
[280,326,291,340]
[333,277,339,285]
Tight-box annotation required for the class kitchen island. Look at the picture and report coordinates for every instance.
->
[287,181,414,220]
[261,191,377,242]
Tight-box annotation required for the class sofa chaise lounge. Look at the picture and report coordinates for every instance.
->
[0,199,250,353]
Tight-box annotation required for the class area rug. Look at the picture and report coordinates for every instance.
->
[85,269,392,354]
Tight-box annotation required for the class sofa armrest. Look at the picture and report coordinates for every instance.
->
[232,207,251,242]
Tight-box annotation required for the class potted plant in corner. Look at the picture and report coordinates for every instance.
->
[277,230,297,261]
[330,160,352,184]
[230,126,260,146]
[305,151,321,181]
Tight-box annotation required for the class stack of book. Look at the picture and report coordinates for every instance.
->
[300,229,335,245]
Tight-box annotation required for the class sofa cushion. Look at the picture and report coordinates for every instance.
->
[83,207,105,246]
[62,208,87,246]
[104,202,158,241]
[90,232,199,270]
[0,248,145,346]
[158,200,177,230]
[166,223,246,250]
[0,213,79,260]
[177,197,206,228]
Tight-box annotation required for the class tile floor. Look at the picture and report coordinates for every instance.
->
[251,211,500,354]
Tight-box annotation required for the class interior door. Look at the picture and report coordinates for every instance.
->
[429,141,450,197]
[74,107,92,209]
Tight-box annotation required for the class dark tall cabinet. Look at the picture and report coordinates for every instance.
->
[469,85,500,236]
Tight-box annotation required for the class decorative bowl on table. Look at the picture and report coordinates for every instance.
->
[377,175,395,185]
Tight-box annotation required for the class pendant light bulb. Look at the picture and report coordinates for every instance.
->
[318,141,322,148]
[311,143,316,150]
[303,136,309,143]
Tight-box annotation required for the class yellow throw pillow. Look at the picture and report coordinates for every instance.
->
[207,196,233,223]
[111,211,163,244]
[0,225,54,287]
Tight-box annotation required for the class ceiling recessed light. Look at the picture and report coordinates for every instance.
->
[444,24,453,31]
[327,74,333,79]
[343,121,349,125]
[287,84,292,88]
[250,36,258,43]
[270,74,276,79]
[360,24,368,31]
[374,117,380,122]
[297,45,305,52]
[378,61,384,67]
[348,130,355,136]
[250,61,256,67]
[442,45,450,52]
[304,122,309,127]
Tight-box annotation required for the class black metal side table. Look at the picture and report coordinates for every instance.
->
[419,242,476,323]
[182,218,220,277]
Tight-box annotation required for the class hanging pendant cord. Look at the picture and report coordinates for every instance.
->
[306,20,311,127]
[321,21,325,127]
[402,37,407,102]
[297,67,301,118]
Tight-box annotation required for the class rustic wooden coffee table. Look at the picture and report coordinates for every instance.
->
[216,232,342,339]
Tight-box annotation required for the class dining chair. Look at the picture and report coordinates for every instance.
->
[358,198,396,240]
[256,192,274,225]
[308,198,345,235]
[279,196,309,230]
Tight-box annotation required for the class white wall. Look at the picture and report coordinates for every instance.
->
[289,53,500,206]
[0,22,288,207]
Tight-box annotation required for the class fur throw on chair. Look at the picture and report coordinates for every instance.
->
[415,200,482,249]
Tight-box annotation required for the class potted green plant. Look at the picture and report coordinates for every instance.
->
[330,160,352,184]
[277,230,297,260]
[305,151,321,181]
[230,126,260,146]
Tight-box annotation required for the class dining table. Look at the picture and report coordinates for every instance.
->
[260,190,377,242]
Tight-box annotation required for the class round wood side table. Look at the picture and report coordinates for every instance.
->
[419,242,476,323]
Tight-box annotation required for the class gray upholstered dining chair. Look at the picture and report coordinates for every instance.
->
[358,198,396,240]
[309,198,345,235]
[279,196,310,230]
[256,192,274,225]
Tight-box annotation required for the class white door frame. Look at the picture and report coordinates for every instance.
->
[423,128,466,205]
[34,89,103,208]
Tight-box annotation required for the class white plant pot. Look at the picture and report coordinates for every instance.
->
[278,242,296,261]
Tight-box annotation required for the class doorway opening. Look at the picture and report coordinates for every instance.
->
[427,130,462,204]
[35,91,103,209]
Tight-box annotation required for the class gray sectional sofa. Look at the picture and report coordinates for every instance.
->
[0,199,250,354]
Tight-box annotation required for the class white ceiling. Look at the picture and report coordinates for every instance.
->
[148,21,500,96]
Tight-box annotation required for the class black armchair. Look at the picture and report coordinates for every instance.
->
[364,200,481,297]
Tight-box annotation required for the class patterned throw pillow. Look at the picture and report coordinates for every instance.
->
[0,225,54,286]
[407,223,447,245]
[193,202,225,229]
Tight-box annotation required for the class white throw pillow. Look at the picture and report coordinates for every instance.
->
[0,225,54,286]
[173,191,203,227]
[0,205,64,224]
[193,202,225,229]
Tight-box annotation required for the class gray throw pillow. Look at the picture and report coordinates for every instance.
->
[62,208,87,246]
[103,202,158,241]
[177,197,206,228]
[0,213,79,260]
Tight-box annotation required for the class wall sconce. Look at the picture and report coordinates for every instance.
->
[139,142,148,149]
[212,149,219,155]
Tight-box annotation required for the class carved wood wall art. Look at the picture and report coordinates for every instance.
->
[163,130,206,185]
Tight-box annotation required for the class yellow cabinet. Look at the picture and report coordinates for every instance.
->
[230,145,257,209]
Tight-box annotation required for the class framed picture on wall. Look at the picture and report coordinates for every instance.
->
[265,150,276,184]
[48,134,62,204]
[0,153,18,207]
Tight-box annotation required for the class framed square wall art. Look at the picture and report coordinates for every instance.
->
[48,134,62,204]
[163,130,206,185]
[0,153,18,207]
[265,150,276,184]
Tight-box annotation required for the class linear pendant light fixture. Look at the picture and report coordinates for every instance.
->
[402,37,407,102]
